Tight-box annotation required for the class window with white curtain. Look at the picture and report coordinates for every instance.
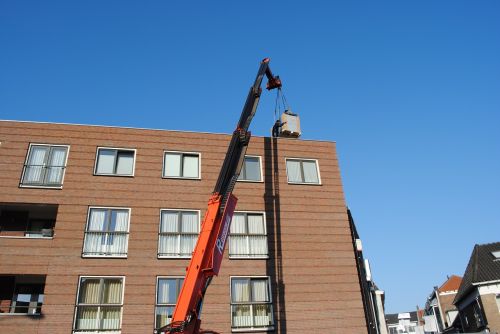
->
[229,212,268,258]
[82,208,130,257]
[158,210,199,258]
[21,144,69,187]
[73,277,124,333]
[285,158,320,184]
[237,156,262,182]
[95,148,135,176]
[163,151,200,179]
[155,277,184,329]
[230,277,273,330]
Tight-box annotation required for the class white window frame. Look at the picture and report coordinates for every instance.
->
[162,150,201,180]
[229,211,268,259]
[72,275,125,334]
[82,207,131,258]
[93,147,136,177]
[158,209,201,259]
[20,143,70,189]
[285,157,322,185]
[230,276,274,332]
[154,276,185,330]
[237,155,263,183]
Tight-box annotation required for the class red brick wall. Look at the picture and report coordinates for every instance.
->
[481,294,500,333]
[438,293,457,327]
[0,121,367,333]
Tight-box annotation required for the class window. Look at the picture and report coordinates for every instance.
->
[0,275,45,315]
[158,210,199,258]
[238,156,262,182]
[155,277,184,329]
[163,151,200,179]
[95,148,135,176]
[285,158,320,184]
[21,144,69,187]
[82,208,130,257]
[73,277,124,333]
[0,203,57,238]
[231,277,273,330]
[229,212,268,258]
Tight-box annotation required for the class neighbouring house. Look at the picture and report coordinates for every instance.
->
[453,242,500,333]
[386,311,424,334]
[423,275,462,333]
[0,120,371,333]
[349,209,388,334]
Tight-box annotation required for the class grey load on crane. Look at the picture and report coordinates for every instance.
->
[272,87,301,138]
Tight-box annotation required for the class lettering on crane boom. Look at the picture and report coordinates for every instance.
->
[211,194,238,275]
[216,214,232,255]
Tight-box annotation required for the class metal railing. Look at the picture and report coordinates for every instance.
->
[0,301,43,315]
[0,228,54,238]
[21,165,66,187]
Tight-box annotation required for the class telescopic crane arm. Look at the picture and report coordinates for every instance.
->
[158,58,281,334]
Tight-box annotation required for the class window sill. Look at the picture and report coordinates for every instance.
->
[237,179,264,183]
[158,255,192,259]
[287,181,322,186]
[0,312,42,316]
[231,326,274,332]
[0,235,54,240]
[162,176,201,180]
[73,331,121,334]
[19,184,63,189]
[93,173,134,177]
[229,255,269,260]
[82,254,128,259]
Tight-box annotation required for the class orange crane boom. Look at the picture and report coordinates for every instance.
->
[158,58,282,334]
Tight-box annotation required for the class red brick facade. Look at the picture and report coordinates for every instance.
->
[0,120,367,333]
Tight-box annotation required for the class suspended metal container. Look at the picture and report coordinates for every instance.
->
[280,110,301,138]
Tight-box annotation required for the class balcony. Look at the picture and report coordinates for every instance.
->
[0,203,57,239]
[0,275,46,316]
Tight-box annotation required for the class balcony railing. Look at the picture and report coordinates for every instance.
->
[21,165,66,187]
[231,303,273,329]
[0,228,54,238]
[0,299,43,315]
[83,232,128,256]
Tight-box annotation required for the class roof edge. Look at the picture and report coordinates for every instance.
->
[472,279,500,286]
[0,119,337,144]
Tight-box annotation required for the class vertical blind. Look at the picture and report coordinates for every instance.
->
[95,149,116,174]
[164,153,199,178]
[96,149,134,175]
[231,278,272,328]
[286,159,319,183]
[115,151,134,175]
[75,278,123,331]
[159,211,199,257]
[229,213,267,257]
[155,278,184,328]
[23,145,67,185]
[182,155,199,178]
[238,156,261,181]
[83,209,129,256]
[46,147,67,183]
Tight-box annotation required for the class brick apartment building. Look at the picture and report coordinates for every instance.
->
[0,120,368,333]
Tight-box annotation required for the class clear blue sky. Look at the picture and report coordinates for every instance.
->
[1,1,499,314]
